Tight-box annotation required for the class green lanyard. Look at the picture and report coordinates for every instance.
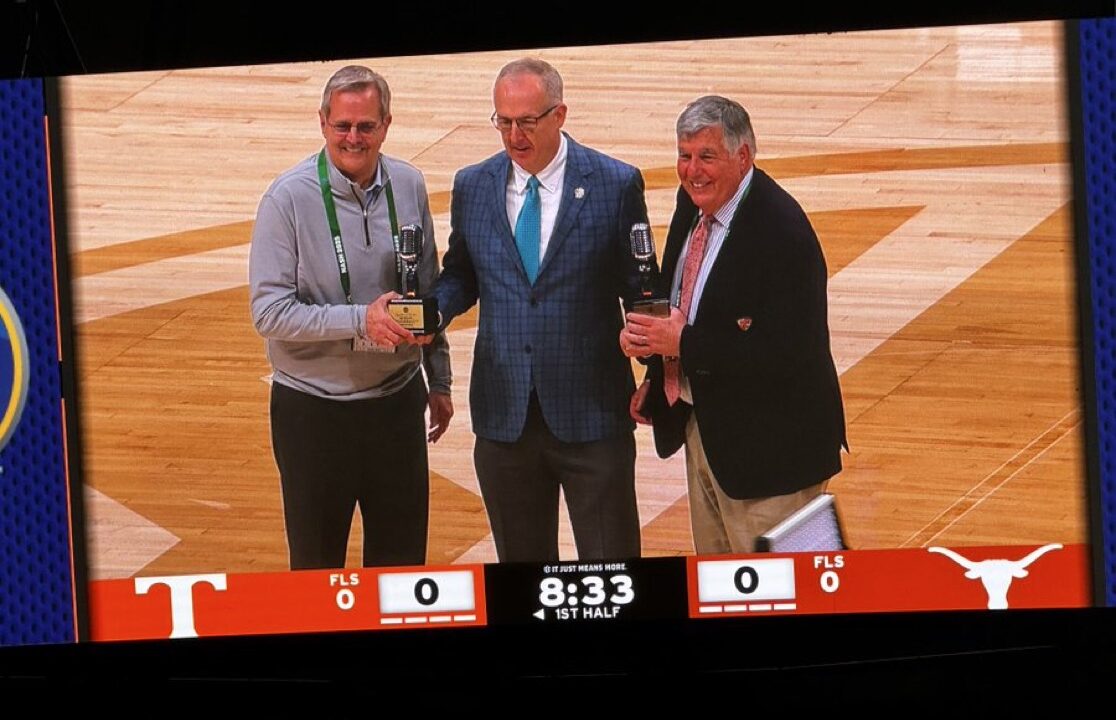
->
[316,150,401,304]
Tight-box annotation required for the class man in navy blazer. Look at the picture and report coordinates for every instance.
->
[431,58,650,562]
[622,95,846,554]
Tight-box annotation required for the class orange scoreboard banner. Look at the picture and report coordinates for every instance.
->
[88,544,1089,641]
[686,543,1090,618]
[89,564,487,641]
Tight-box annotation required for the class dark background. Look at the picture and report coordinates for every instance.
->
[1,0,1114,703]
[1,1,1111,79]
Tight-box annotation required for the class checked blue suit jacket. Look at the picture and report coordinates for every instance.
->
[433,134,650,443]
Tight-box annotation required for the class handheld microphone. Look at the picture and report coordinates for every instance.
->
[396,225,423,297]
[628,223,669,316]
[630,223,654,263]
[398,224,423,265]
[387,224,438,334]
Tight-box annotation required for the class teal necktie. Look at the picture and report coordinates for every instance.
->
[515,175,541,284]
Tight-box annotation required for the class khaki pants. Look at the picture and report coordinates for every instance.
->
[685,414,826,554]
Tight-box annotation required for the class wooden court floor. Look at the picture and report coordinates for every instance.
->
[59,21,1085,578]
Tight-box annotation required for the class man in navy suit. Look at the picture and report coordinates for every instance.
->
[622,95,846,555]
[431,58,649,562]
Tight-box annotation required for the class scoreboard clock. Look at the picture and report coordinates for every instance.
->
[483,558,689,625]
[535,572,636,620]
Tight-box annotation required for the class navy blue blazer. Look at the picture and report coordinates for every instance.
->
[644,169,847,499]
[433,135,650,443]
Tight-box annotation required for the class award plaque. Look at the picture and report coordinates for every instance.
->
[629,223,670,317]
[632,297,671,317]
[388,224,439,335]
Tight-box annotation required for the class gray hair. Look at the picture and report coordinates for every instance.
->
[320,65,391,119]
[676,95,757,157]
[495,58,564,105]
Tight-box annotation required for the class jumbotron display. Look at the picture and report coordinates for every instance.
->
[0,16,1112,660]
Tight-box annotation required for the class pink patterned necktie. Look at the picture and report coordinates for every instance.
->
[663,214,712,406]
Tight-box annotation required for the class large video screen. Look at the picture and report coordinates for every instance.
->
[1,16,1112,653]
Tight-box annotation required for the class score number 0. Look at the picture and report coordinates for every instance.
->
[378,571,476,615]
[696,558,796,604]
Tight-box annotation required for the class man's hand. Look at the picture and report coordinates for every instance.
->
[630,381,651,425]
[619,324,653,358]
[365,291,417,347]
[411,310,445,346]
[623,307,687,358]
[427,391,454,443]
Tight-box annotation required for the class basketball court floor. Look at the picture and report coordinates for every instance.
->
[59,21,1084,578]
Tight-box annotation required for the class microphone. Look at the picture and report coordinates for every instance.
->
[630,222,654,264]
[628,223,669,316]
[396,224,423,297]
[398,224,423,266]
[388,224,438,335]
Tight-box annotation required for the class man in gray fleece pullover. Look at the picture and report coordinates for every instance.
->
[249,65,452,569]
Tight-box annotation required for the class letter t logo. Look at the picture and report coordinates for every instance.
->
[134,574,228,638]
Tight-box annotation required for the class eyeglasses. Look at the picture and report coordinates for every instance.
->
[490,104,560,133]
[328,121,384,136]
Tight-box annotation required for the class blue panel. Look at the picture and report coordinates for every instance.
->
[1079,18,1116,606]
[0,78,75,646]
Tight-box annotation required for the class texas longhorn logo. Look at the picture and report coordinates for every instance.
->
[928,544,1063,610]
[0,285,30,456]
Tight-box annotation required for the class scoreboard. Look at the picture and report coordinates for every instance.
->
[88,544,1090,641]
